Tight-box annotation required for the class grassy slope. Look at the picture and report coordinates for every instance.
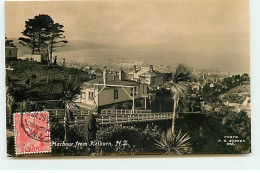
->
[6,59,93,104]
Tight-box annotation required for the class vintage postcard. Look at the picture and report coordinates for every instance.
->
[5,0,250,157]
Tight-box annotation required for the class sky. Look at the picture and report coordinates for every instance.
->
[5,0,250,73]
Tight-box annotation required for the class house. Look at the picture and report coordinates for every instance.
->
[241,81,250,85]
[223,97,251,117]
[127,65,164,86]
[5,38,17,60]
[242,97,251,117]
[191,81,202,91]
[75,69,148,110]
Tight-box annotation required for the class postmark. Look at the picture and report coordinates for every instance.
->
[14,111,51,155]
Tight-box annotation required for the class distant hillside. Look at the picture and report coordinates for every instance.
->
[55,40,117,52]
[10,38,117,56]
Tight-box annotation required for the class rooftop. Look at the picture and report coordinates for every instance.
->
[5,39,17,48]
[128,66,161,78]
[83,74,141,89]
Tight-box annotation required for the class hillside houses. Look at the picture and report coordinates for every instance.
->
[5,37,17,60]
[75,69,148,110]
[223,96,251,117]
[127,65,164,86]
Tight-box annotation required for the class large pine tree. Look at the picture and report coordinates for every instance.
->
[47,22,68,64]
[19,14,67,63]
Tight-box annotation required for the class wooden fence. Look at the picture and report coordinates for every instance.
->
[98,112,172,125]
[45,109,92,116]
[101,109,152,115]
[46,109,92,126]
[46,109,173,126]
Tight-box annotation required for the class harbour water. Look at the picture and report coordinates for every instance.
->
[53,48,250,74]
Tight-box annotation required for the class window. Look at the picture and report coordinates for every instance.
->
[130,87,137,96]
[151,77,155,84]
[88,91,94,101]
[9,50,12,56]
[114,89,118,99]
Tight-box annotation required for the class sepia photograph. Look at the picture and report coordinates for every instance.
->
[5,0,251,157]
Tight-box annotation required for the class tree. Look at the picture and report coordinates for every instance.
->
[19,14,53,54]
[241,73,250,82]
[62,75,81,141]
[19,14,67,61]
[170,64,191,131]
[47,22,68,65]
[222,110,251,153]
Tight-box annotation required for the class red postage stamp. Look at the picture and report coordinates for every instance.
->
[14,111,51,155]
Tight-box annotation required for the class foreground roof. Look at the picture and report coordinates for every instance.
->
[128,67,162,78]
[83,74,141,88]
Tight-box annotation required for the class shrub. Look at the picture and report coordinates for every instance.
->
[31,74,37,80]
[120,101,132,109]
[50,122,90,156]
[95,125,162,155]
[221,110,251,154]
[7,136,15,156]
[24,100,42,112]
[111,104,120,109]
[25,79,30,85]
[155,128,192,155]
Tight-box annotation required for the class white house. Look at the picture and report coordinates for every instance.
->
[127,65,164,86]
[224,97,251,117]
[75,69,148,110]
[242,97,251,117]
[5,39,17,60]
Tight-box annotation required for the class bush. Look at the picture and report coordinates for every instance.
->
[95,125,162,155]
[222,110,251,153]
[7,136,15,156]
[155,128,192,155]
[121,101,132,109]
[25,79,30,85]
[24,100,43,112]
[111,104,120,109]
[50,122,90,156]
[31,74,37,80]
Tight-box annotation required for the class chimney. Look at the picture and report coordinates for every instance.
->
[118,68,123,80]
[149,65,153,72]
[103,68,107,85]
[133,65,137,73]
[112,73,115,81]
